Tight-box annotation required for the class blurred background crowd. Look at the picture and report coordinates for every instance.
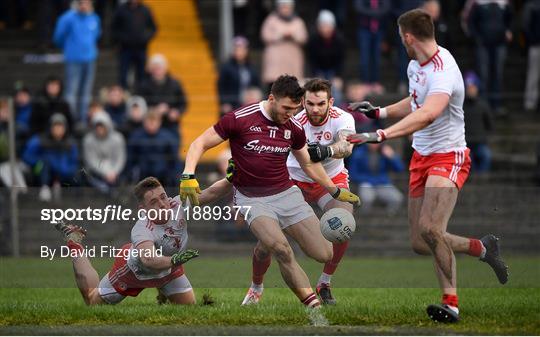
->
[0,0,538,220]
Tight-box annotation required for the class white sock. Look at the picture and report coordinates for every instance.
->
[318,272,332,286]
[480,243,487,259]
[250,282,263,293]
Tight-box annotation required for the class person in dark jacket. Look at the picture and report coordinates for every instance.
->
[30,76,73,136]
[127,110,179,185]
[104,84,127,127]
[308,10,346,104]
[136,54,187,138]
[422,0,452,51]
[23,113,79,201]
[463,71,493,173]
[523,0,540,112]
[217,36,260,116]
[14,87,32,140]
[112,0,157,89]
[466,0,512,114]
[348,143,404,213]
[354,0,390,93]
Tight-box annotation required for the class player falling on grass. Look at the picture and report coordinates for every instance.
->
[55,176,232,305]
[242,78,356,306]
[180,75,359,316]
[347,9,508,323]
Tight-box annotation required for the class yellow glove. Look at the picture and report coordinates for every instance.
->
[180,174,201,206]
[331,187,361,205]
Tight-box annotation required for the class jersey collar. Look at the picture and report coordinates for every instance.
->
[259,101,274,122]
[420,47,440,67]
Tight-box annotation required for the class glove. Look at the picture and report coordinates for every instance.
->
[307,142,334,162]
[171,248,200,266]
[225,158,235,183]
[331,188,361,204]
[348,101,384,119]
[347,129,387,145]
[180,174,201,206]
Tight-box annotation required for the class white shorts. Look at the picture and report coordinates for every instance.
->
[234,185,315,229]
[97,272,193,305]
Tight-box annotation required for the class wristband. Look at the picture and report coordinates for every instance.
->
[181,173,195,180]
[376,129,387,142]
[379,107,388,119]
[331,188,341,199]
[328,146,334,158]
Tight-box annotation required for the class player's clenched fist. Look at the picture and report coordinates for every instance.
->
[347,101,387,119]
[331,187,361,205]
[180,174,201,205]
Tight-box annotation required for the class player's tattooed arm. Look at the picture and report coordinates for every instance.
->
[329,129,355,158]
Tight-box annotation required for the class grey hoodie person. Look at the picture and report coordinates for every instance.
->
[83,112,127,179]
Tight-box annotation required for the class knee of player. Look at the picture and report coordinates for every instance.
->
[271,242,294,263]
[410,240,430,255]
[420,227,443,248]
[254,246,271,260]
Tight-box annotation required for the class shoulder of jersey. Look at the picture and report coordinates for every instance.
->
[431,47,456,72]
[233,103,260,119]
[295,109,308,125]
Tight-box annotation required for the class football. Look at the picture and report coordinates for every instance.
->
[320,208,356,243]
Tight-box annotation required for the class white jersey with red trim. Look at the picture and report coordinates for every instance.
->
[407,46,466,155]
[287,106,355,182]
[127,196,188,280]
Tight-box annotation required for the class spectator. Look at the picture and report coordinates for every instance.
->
[112,0,157,89]
[319,0,347,28]
[465,0,512,115]
[523,0,540,113]
[30,76,73,136]
[53,0,101,125]
[127,110,179,185]
[217,36,260,116]
[83,112,126,194]
[422,0,451,51]
[392,0,423,94]
[241,86,263,105]
[121,95,147,137]
[260,0,307,91]
[463,71,493,173]
[22,113,79,201]
[14,87,32,138]
[308,10,346,104]
[341,81,378,132]
[354,0,390,94]
[0,100,27,192]
[103,85,128,127]
[136,54,187,138]
[348,143,404,214]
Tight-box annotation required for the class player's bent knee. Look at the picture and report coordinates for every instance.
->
[420,228,444,250]
[271,242,294,264]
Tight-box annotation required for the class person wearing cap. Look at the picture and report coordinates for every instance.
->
[463,71,493,173]
[53,0,101,126]
[83,112,127,194]
[136,53,187,140]
[112,0,157,89]
[260,0,308,91]
[217,36,260,116]
[308,10,346,104]
[121,95,148,137]
[22,113,79,201]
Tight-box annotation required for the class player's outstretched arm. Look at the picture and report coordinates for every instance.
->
[383,93,449,139]
[292,145,359,204]
[349,96,412,120]
[199,178,233,205]
[137,241,199,269]
[181,127,226,205]
[329,129,354,159]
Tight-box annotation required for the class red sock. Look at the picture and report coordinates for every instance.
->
[252,248,271,285]
[323,241,349,275]
[301,292,320,308]
[468,238,483,257]
[442,294,459,308]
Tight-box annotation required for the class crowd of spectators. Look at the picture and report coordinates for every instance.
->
[0,0,537,205]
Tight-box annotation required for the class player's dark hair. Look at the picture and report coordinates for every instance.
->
[397,9,434,41]
[303,78,332,99]
[134,176,162,202]
[270,75,305,103]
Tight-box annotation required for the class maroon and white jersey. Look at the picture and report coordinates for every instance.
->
[214,102,306,197]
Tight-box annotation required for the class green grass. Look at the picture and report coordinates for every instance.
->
[0,256,539,335]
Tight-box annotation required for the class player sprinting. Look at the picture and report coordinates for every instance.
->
[242,78,356,306]
[180,75,359,315]
[55,176,231,305]
[347,9,508,323]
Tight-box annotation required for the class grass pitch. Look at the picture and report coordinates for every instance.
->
[0,256,539,335]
